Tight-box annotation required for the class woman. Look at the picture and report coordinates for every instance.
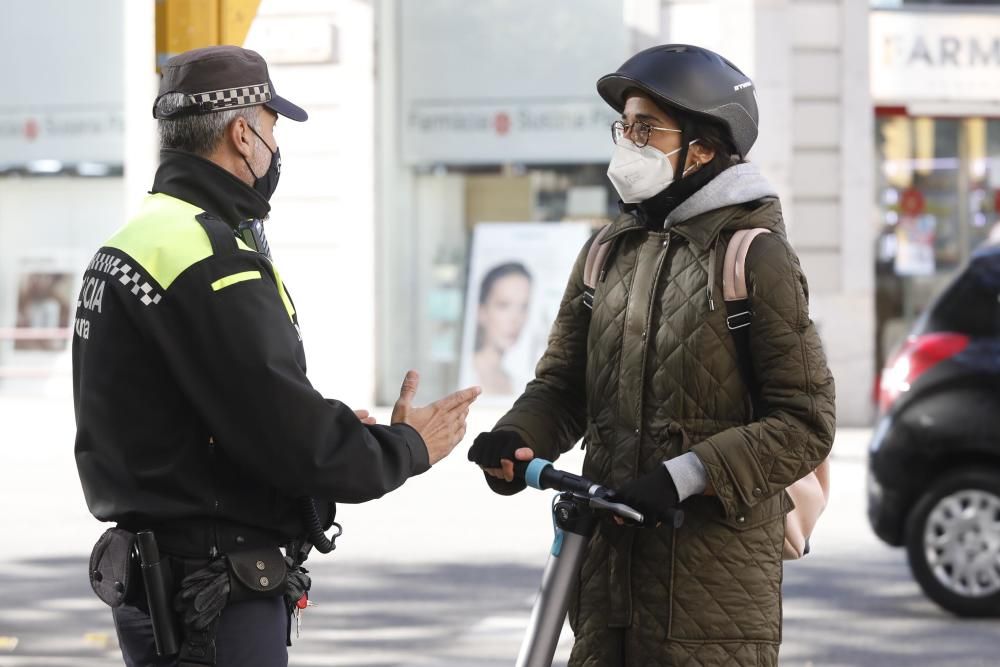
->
[472,262,533,395]
[469,45,835,666]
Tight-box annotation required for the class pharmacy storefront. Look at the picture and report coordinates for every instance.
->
[871,7,1000,367]
[375,0,631,405]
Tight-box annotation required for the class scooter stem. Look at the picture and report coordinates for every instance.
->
[515,495,595,667]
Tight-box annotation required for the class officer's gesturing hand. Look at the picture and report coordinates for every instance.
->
[391,370,481,465]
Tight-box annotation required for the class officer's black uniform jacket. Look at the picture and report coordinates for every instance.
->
[73,150,429,540]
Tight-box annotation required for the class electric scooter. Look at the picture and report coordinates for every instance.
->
[513,459,684,667]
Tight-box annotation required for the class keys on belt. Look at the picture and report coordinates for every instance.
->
[294,592,316,638]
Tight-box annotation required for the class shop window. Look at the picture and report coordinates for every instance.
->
[874,114,1000,370]
[377,164,615,405]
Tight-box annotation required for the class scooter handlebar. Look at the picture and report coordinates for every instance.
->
[520,459,684,528]
[524,459,597,496]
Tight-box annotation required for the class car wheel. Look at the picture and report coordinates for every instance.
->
[905,468,1000,617]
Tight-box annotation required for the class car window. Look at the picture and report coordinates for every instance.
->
[923,248,1000,337]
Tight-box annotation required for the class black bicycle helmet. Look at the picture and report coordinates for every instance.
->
[597,44,759,158]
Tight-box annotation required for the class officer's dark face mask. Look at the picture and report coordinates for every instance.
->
[244,124,281,201]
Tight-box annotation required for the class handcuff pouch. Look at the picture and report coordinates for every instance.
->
[89,527,142,608]
[226,546,288,602]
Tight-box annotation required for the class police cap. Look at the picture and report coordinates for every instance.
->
[154,45,307,122]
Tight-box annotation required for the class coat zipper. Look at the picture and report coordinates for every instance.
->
[632,232,671,475]
[209,434,220,556]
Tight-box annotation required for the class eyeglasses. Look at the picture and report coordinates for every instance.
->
[611,119,681,148]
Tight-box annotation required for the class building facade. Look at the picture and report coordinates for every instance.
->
[14,1,996,429]
[375,0,876,425]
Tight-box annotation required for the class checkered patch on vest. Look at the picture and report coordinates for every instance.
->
[87,252,123,277]
[190,83,271,112]
[116,263,163,307]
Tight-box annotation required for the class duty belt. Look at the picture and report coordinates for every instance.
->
[118,518,285,559]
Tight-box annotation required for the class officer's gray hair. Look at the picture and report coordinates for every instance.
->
[155,93,261,156]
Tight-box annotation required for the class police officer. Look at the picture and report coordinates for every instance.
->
[73,46,480,667]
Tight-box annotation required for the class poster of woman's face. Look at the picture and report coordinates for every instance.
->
[14,272,74,351]
[459,222,592,405]
[474,262,533,395]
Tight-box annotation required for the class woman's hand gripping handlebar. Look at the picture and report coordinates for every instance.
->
[513,459,684,528]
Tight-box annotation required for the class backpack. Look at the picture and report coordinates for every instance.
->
[583,226,830,560]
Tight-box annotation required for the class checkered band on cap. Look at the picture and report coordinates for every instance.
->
[190,82,272,112]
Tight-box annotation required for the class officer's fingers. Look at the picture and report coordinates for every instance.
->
[444,399,476,426]
[484,467,504,479]
[360,416,377,425]
[397,370,419,405]
[354,409,371,420]
[452,416,467,442]
[437,386,481,411]
[514,447,535,461]
[501,459,515,482]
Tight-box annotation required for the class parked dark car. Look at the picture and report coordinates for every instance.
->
[868,240,1000,617]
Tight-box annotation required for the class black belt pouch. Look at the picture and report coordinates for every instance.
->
[226,546,288,602]
[90,527,143,607]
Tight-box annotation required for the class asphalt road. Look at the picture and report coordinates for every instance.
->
[1,549,998,666]
[1,396,998,666]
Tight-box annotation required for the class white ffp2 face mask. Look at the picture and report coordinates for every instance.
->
[606,140,698,204]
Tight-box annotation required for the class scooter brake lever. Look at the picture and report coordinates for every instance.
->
[588,496,644,524]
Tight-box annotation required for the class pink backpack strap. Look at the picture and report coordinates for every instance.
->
[584,224,614,290]
[583,224,615,309]
[722,228,772,302]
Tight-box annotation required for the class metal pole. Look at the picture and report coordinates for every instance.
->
[516,496,595,667]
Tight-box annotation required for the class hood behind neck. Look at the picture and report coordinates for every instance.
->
[665,162,778,228]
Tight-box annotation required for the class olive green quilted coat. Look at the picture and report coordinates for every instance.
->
[494,181,836,666]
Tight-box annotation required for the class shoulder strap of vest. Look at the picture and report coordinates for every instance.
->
[722,228,771,419]
[582,224,616,310]
[195,212,239,256]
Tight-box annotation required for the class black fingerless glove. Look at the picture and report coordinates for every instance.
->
[468,430,528,496]
[614,465,680,526]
